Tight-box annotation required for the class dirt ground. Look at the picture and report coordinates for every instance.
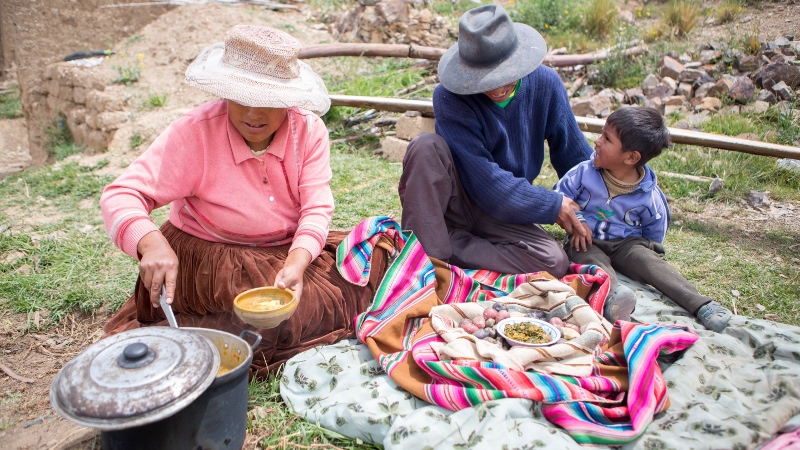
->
[0,2,799,449]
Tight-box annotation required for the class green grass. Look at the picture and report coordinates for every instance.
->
[583,0,618,39]
[322,57,431,124]
[147,92,168,108]
[0,163,136,326]
[330,145,402,230]
[0,84,23,119]
[112,64,141,86]
[45,115,85,160]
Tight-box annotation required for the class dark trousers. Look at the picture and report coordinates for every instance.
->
[398,133,570,277]
[566,236,711,314]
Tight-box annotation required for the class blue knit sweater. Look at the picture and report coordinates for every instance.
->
[433,66,593,225]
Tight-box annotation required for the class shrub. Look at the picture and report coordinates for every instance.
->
[112,65,141,86]
[662,0,700,38]
[715,0,742,24]
[583,0,617,39]
[509,0,581,33]
[147,93,167,108]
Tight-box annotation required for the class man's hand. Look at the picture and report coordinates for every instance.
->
[137,231,179,308]
[556,196,586,237]
[275,248,312,302]
[569,222,593,252]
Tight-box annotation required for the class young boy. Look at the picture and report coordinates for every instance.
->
[554,106,731,332]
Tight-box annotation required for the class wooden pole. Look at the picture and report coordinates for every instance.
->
[300,44,647,66]
[328,95,800,160]
[299,44,446,61]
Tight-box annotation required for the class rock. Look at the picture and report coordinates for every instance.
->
[684,61,703,69]
[694,81,716,99]
[641,74,661,96]
[664,104,686,116]
[696,97,722,111]
[728,76,755,104]
[736,55,760,73]
[692,73,717,89]
[679,68,708,84]
[775,36,791,47]
[97,111,130,131]
[664,95,686,106]
[771,81,793,101]
[646,84,674,99]
[623,87,643,104]
[757,89,777,104]
[741,101,770,114]
[677,82,693,98]
[777,159,800,172]
[597,88,625,104]
[658,56,684,80]
[748,190,771,208]
[699,50,718,64]
[380,136,409,162]
[679,52,693,63]
[646,97,665,115]
[724,105,741,115]
[662,76,678,91]
[619,9,634,23]
[756,62,800,89]
[395,114,435,140]
[687,111,710,126]
[570,95,612,117]
[708,78,734,97]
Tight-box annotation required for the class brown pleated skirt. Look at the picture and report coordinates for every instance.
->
[103,222,388,378]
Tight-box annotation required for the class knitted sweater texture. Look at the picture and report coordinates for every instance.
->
[433,66,593,224]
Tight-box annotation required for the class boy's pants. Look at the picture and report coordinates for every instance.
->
[566,236,712,315]
[398,133,570,278]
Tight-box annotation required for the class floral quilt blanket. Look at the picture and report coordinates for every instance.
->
[281,218,800,449]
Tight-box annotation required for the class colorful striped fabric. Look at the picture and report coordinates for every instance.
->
[337,216,699,446]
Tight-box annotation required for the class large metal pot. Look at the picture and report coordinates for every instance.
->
[50,326,261,450]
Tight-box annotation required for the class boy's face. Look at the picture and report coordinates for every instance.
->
[593,124,638,172]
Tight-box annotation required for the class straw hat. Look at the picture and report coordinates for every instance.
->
[185,25,330,115]
[438,5,547,95]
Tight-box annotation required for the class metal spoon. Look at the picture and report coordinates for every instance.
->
[159,285,178,328]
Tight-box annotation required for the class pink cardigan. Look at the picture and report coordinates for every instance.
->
[100,100,334,260]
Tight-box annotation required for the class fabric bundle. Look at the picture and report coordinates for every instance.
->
[337,216,699,445]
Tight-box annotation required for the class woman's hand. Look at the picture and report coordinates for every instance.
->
[275,248,312,302]
[137,231,179,308]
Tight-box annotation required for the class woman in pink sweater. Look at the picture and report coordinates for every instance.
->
[100,26,387,376]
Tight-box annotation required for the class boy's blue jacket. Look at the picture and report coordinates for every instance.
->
[554,155,670,243]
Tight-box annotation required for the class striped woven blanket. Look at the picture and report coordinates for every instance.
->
[336,216,699,445]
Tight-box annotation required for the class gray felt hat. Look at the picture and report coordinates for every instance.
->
[438,5,547,95]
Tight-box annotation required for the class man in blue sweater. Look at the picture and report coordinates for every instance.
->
[398,4,592,278]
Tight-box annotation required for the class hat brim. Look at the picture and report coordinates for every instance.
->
[438,23,547,95]
[185,43,331,116]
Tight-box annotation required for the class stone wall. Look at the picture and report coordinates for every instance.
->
[2,0,171,166]
[42,63,130,152]
[327,0,455,47]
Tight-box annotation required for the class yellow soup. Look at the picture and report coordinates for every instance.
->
[216,365,233,376]
[239,297,283,311]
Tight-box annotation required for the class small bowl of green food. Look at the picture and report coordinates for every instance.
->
[496,318,560,347]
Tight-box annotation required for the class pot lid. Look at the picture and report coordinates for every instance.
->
[50,327,220,430]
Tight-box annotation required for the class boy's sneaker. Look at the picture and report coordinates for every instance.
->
[697,301,731,333]
[603,285,636,323]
